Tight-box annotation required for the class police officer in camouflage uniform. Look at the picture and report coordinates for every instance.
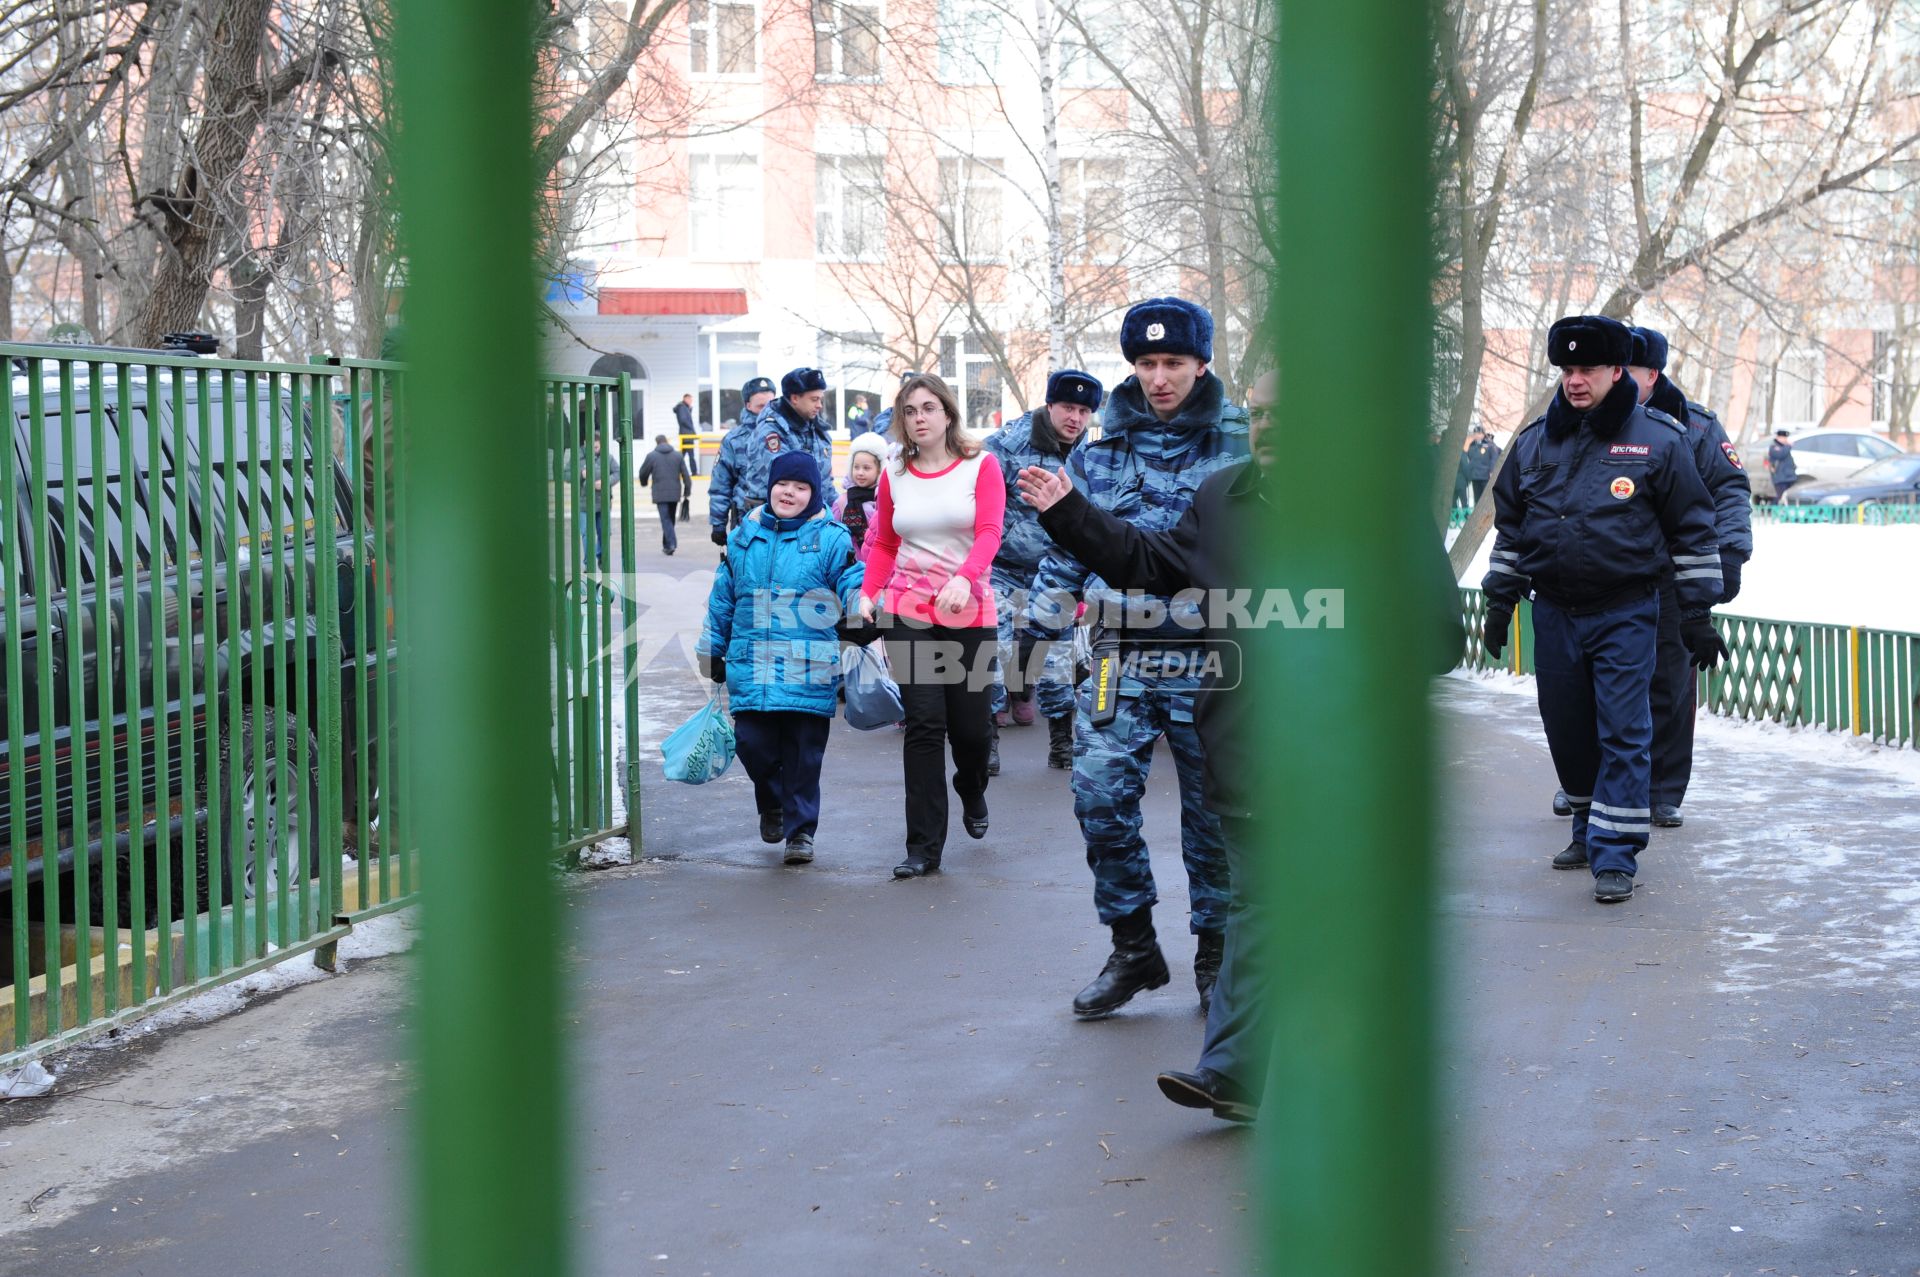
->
[709,375,780,545]
[760,367,840,511]
[981,369,1100,774]
[1627,325,1750,827]
[1022,298,1248,1019]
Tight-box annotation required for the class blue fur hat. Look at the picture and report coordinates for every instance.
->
[1629,326,1669,371]
[1045,369,1103,410]
[767,449,824,518]
[781,367,828,396]
[742,375,775,398]
[1120,297,1213,363]
[1547,315,1633,367]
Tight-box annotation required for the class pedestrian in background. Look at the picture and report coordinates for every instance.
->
[675,392,700,475]
[1461,428,1500,504]
[1766,430,1798,499]
[637,432,692,556]
[855,373,1005,879]
[698,451,863,865]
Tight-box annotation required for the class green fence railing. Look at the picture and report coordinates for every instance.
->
[0,343,640,1065]
[1458,587,1920,749]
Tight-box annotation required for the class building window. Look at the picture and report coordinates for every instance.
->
[936,0,1002,83]
[817,332,886,435]
[1873,330,1918,428]
[1771,348,1822,427]
[815,155,885,260]
[1060,157,1125,262]
[689,152,761,258]
[698,331,762,428]
[690,0,756,75]
[1057,2,1126,85]
[940,332,1005,432]
[936,157,1004,263]
[814,0,879,80]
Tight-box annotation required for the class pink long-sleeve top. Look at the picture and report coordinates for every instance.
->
[859,451,1005,629]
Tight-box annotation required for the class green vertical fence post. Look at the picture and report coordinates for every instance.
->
[1266,6,1438,1276]
[391,1,563,1274]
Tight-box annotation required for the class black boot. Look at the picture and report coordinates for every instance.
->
[987,722,1001,777]
[759,810,782,844]
[1552,789,1573,817]
[1193,929,1225,1015]
[893,851,940,879]
[1072,909,1170,1019]
[1046,715,1073,770]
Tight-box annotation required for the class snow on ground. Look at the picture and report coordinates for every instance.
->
[72,906,421,1054]
[1450,521,1920,633]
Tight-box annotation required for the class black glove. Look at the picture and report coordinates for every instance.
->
[711,528,728,547]
[702,652,726,683]
[1719,554,1742,604]
[1482,603,1513,660]
[1679,612,1729,671]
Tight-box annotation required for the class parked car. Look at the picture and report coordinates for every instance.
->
[1779,453,1920,506]
[1,343,387,926]
[1743,429,1906,499]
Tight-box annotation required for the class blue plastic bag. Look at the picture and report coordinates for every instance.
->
[842,644,904,730]
[660,694,735,783]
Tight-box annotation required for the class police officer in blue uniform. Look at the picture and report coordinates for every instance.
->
[1627,326,1750,827]
[709,375,780,544]
[981,369,1100,774]
[1483,314,1726,903]
[1023,297,1248,1014]
[762,368,840,510]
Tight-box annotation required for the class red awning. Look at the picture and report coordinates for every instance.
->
[597,288,748,317]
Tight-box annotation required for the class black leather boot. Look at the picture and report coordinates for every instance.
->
[1072,909,1170,1019]
[1046,715,1073,770]
[1193,929,1225,1015]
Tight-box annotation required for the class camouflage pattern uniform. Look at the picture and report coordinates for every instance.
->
[981,407,1086,717]
[709,409,799,538]
[762,400,840,510]
[1022,372,1248,934]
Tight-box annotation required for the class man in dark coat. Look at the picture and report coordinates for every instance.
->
[1766,430,1798,498]
[1461,429,1500,503]
[637,432,692,554]
[1017,370,1462,1123]
[674,393,699,474]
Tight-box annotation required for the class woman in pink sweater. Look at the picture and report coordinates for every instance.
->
[856,374,1005,878]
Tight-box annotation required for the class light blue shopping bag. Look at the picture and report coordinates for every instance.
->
[842,644,904,731]
[660,694,735,783]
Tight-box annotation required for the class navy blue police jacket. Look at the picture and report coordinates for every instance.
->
[1484,374,1722,615]
[1647,374,1752,562]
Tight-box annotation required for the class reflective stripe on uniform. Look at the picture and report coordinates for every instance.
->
[1591,800,1650,818]
[1672,553,1719,566]
[1588,813,1651,834]
[1674,568,1723,580]
[1487,562,1526,576]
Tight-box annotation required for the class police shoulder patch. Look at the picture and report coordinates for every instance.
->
[765,432,783,452]
[1720,440,1744,469]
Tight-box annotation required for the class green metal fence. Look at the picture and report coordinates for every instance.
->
[1458,587,1920,749]
[0,343,639,1065]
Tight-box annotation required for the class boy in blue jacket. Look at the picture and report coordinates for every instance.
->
[698,452,864,864]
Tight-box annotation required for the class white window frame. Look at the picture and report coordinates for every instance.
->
[689,150,763,260]
[1057,1,1126,86]
[936,0,1004,84]
[1771,347,1824,428]
[689,0,759,78]
[936,156,1005,264]
[940,331,1007,432]
[815,154,886,261]
[1059,155,1126,264]
[814,0,881,81]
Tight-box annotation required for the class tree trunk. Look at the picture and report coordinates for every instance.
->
[1034,0,1065,368]
[130,0,318,345]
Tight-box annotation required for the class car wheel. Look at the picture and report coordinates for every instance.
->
[198,705,324,914]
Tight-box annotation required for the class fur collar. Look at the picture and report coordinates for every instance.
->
[1544,371,1639,441]
[1647,373,1690,423]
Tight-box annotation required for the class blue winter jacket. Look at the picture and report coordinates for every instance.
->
[982,408,1087,579]
[1022,372,1249,653]
[698,507,863,716]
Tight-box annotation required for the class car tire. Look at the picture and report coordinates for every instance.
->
[189,705,324,917]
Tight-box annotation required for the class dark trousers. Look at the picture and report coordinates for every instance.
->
[1648,581,1695,808]
[732,710,832,840]
[1197,815,1269,1094]
[680,438,699,474]
[1532,594,1658,877]
[886,618,994,859]
[655,501,679,553]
